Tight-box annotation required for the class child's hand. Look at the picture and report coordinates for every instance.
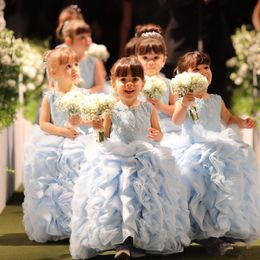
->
[181,93,195,107]
[241,118,256,129]
[146,98,162,110]
[91,119,103,130]
[68,115,81,126]
[147,128,163,142]
[63,127,79,139]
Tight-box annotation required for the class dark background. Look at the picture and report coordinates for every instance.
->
[4,0,257,71]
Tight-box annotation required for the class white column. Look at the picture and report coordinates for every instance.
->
[0,129,8,214]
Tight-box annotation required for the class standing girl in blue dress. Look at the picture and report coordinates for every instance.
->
[69,56,190,259]
[135,28,180,135]
[171,50,260,256]
[23,47,94,242]
[62,19,106,93]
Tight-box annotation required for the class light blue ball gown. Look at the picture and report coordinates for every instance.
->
[79,56,97,90]
[23,88,92,242]
[165,94,260,242]
[70,101,191,259]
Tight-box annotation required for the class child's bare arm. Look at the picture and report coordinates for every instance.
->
[149,107,163,142]
[39,96,79,139]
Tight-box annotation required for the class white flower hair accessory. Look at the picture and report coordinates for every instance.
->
[141,31,161,38]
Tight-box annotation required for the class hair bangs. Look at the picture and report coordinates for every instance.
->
[136,37,166,55]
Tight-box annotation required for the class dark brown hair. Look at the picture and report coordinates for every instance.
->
[135,23,164,37]
[56,5,84,41]
[124,37,139,57]
[110,57,144,84]
[62,19,91,41]
[135,34,167,56]
[176,51,211,74]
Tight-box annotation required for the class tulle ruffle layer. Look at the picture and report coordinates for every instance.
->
[70,140,190,259]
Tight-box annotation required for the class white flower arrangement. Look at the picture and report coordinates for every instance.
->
[81,93,116,120]
[0,29,23,131]
[21,40,47,122]
[142,75,167,99]
[170,72,208,120]
[81,93,116,142]
[56,89,87,133]
[56,89,86,116]
[226,25,260,120]
[86,43,110,62]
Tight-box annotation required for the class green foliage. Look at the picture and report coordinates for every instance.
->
[0,29,48,131]
[227,25,260,125]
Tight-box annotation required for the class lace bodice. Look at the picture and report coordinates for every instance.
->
[110,101,152,144]
[182,94,222,134]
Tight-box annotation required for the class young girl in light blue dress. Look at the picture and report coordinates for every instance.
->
[62,19,106,93]
[23,47,94,242]
[69,56,190,259]
[135,26,181,136]
[170,51,260,256]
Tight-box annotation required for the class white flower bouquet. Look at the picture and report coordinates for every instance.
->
[86,43,110,62]
[56,90,86,131]
[170,72,208,120]
[81,93,116,142]
[0,29,23,131]
[142,75,167,99]
[226,25,260,120]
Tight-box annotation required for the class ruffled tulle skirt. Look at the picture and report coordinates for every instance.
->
[22,125,91,242]
[165,125,260,241]
[70,140,191,259]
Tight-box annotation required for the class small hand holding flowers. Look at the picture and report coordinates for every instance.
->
[56,89,86,134]
[170,72,208,120]
[142,75,167,109]
[81,93,116,142]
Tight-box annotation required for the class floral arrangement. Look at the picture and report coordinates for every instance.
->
[0,28,48,131]
[56,89,87,132]
[81,93,116,142]
[21,39,48,123]
[142,75,167,99]
[170,71,208,120]
[86,43,110,62]
[0,29,23,131]
[226,25,260,121]
[56,89,86,116]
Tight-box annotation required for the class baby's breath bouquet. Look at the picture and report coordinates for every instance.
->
[86,43,110,62]
[142,75,167,99]
[81,93,116,142]
[56,89,86,132]
[0,29,23,131]
[226,25,260,121]
[170,72,208,120]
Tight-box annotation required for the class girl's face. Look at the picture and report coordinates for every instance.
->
[70,33,92,54]
[53,59,80,85]
[137,52,166,76]
[189,64,212,85]
[114,74,144,104]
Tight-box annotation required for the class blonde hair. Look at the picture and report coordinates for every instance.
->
[44,47,78,76]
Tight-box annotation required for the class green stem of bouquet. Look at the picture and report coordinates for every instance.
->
[96,130,106,142]
[189,105,199,121]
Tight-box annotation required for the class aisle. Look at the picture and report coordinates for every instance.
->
[1,193,260,260]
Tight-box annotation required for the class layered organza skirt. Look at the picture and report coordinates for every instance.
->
[23,125,91,242]
[70,139,190,259]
